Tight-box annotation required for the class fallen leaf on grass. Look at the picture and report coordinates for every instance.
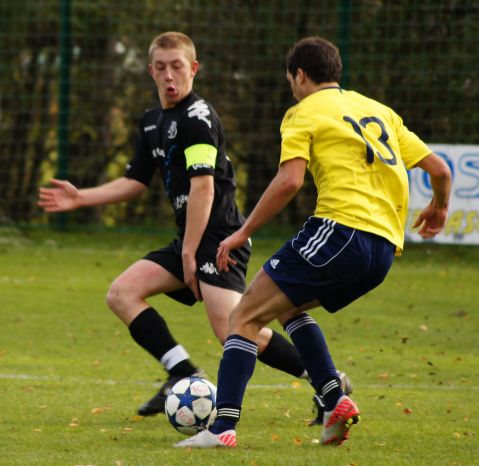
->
[403,408,413,415]
[419,324,428,332]
[378,373,390,380]
[91,406,111,415]
[271,434,280,442]
[293,437,303,446]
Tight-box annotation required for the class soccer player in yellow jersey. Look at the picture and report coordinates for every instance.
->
[176,36,451,449]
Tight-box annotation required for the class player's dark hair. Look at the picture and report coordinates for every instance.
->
[286,37,342,84]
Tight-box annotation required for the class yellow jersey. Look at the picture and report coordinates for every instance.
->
[280,87,431,253]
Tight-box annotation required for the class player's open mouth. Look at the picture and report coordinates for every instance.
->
[166,85,177,95]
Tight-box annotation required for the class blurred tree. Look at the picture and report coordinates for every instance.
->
[0,0,477,228]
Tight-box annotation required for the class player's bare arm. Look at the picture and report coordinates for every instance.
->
[182,174,215,300]
[412,152,452,238]
[38,177,147,212]
[217,157,307,272]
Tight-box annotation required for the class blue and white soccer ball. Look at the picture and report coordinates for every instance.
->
[165,376,217,435]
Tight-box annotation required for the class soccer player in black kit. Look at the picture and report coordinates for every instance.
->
[38,32,351,421]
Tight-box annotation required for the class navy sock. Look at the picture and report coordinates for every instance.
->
[284,313,342,410]
[129,308,197,377]
[209,334,257,434]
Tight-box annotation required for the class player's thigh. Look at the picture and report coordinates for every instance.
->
[111,259,185,299]
[230,268,295,336]
[200,281,241,343]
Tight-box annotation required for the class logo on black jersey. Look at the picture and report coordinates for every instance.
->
[187,100,212,128]
[144,124,156,132]
[168,121,178,139]
[173,194,189,211]
[152,148,165,159]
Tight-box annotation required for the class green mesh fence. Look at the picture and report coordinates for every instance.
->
[1,0,478,230]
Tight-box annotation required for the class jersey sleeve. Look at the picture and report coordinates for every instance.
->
[279,105,312,165]
[182,101,219,178]
[124,122,156,186]
[391,110,432,169]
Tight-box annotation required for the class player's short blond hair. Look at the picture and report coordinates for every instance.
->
[148,32,196,63]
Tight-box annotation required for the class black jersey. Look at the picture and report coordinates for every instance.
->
[125,92,245,236]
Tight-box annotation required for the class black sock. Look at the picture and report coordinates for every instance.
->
[128,307,197,377]
[257,330,306,378]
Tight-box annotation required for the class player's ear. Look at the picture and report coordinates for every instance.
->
[148,63,154,78]
[191,60,199,77]
[296,68,306,83]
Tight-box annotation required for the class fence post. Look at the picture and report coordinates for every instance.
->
[57,0,71,229]
[337,0,352,89]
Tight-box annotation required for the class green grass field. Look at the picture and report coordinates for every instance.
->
[0,229,477,466]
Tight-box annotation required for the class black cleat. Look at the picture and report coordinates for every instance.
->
[309,371,353,426]
[137,369,207,416]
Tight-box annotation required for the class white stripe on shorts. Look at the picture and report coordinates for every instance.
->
[301,219,336,260]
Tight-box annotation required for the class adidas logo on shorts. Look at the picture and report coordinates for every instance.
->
[269,258,280,269]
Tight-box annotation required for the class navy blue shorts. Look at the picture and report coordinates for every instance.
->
[263,217,395,313]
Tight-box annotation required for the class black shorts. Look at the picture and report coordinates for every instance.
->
[143,228,251,306]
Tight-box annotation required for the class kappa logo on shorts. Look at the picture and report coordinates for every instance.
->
[199,262,219,275]
[269,258,280,269]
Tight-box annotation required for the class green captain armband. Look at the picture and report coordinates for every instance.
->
[184,144,217,169]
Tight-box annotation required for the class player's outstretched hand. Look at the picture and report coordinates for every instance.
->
[216,229,249,272]
[38,179,81,212]
[413,200,448,239]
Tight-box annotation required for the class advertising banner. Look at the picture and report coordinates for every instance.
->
[406,144,479,245]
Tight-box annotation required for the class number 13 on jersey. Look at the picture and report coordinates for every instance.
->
[343,116,397,166]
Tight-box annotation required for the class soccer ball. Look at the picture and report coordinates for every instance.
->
[165,376,217,435]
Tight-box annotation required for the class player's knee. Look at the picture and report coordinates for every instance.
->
[106,279,127,314]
